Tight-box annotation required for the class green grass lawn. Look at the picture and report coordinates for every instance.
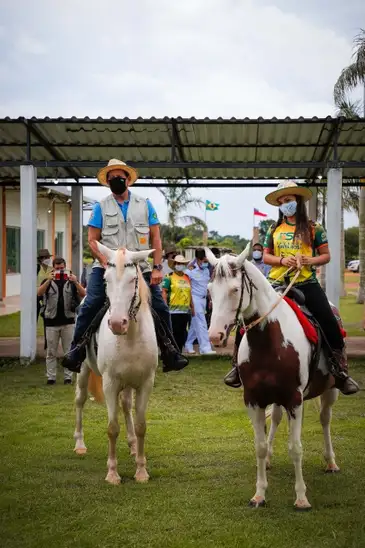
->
[1,358,364,548]
[0,312,44,338]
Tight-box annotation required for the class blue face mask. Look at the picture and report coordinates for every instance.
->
[201,263,209,270]
[279,200,297,218]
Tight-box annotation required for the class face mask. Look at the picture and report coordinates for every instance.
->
[279,200,297,218]
[201,263,209,270]
[175,265,185,272]
[42,258,52,267]
[252,250,262,261]
[109,176,127,196]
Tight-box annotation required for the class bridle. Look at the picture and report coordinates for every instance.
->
[106,261,141,321]
[234,266,257,327]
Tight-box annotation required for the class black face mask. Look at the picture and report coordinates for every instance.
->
[109,176,127,195]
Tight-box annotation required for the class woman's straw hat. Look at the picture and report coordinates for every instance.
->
[265,180,312,206]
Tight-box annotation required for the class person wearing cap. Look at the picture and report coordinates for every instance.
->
[162,247,177,277]
[37,249,53,320]
[162,255,193,352]
[61,159,188,374]
[224,180,358,395]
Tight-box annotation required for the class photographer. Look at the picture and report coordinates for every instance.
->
[37,257,86,385]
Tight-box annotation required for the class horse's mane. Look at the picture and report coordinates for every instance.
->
[214,254,239,279]
[115,248,151,307]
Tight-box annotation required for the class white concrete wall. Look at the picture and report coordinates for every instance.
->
[4,190,70,297]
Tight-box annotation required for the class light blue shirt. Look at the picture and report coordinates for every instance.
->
[185,264,211,298]
[88,191,159,229]
[251,258,271,278]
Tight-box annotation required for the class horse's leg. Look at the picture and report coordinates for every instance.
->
[134,378,154,483]
[266,404,283,469]
[104,377,121,485]
[73,364,90,455]
[288,402,311,510]
[121,387,137,457]
[247,405,268,507]
[320,388,340,473]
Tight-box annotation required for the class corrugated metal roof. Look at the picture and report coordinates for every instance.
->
[0,116,364,181]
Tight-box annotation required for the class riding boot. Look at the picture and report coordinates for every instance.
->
[61,301,110,374]
[224,342,242,388]
[153,312,189,373]
[330,348,359,395]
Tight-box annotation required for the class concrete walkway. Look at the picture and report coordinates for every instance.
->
[1,335,365,359]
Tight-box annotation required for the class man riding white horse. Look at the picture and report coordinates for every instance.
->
[62,158,189,374]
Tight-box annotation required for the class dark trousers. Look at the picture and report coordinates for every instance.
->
[72,267,172,344]
[171,313,191,352]
[298,281,344,351]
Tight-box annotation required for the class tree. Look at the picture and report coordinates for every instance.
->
[157,180,206,243]
[334,28,365,303]
[258,219,276,243]
[345,227,359,263]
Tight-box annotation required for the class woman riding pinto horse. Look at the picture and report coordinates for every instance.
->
[225,180,358,396]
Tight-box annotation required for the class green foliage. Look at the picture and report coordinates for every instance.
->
[345,226,359,262]
[82,226,93,260]
[258,219,276,243]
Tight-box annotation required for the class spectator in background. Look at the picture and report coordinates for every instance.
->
[162,247,177,277]
[251,242,271,277]
[37,256,86,385]
[36,249,53,321]
[162,255,193,352]
[184,249,216,356]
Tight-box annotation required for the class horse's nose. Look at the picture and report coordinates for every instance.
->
[108,317,129,335]
[209,331,224,346]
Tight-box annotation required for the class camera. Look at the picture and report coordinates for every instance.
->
[54,269,69,281]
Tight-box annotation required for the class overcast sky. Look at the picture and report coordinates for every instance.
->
[0,0,363,236]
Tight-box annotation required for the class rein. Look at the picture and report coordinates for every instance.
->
[107,261,141,321]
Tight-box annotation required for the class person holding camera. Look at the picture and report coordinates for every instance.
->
[37,256,86,385]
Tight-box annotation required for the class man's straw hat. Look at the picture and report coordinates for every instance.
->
[97,159,138,187]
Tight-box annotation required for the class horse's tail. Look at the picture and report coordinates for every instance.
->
[88,370,104,404]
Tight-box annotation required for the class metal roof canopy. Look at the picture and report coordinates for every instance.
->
[0,116,364,187]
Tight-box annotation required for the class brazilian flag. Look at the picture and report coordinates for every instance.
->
[205,200,219,211]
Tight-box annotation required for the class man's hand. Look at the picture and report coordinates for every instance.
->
[69,273,77,283]
[46,269,55,281]
[151,269,163,285]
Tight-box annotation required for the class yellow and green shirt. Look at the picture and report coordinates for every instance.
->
[162,272,192,314]
[263,221,328,284]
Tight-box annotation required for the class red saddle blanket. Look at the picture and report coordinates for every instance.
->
[239,297,346,345]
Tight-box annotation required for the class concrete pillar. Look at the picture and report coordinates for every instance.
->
[0,188,4,302]
[71,186,83,280]
[326,168,342,309]
[20,165,37,361]
[308,186,318,221]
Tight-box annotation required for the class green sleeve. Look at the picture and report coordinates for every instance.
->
[162,276,171,291]
[314,223,328,249]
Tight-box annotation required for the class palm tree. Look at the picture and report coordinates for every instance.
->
[158,180,206,243]
[334,28,365,303]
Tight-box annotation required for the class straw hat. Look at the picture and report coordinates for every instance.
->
[265,180,312,206]
[97,159,138,187]
[173,254,190,264]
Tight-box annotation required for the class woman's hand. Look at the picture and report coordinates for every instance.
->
[281,256,297,268]
[299,256,314,266]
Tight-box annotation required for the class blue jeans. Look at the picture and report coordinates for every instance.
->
[72,267,172,344]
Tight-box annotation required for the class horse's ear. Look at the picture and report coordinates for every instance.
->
[236,241,251,268]
[96,242,114,260]
[204,247,219,267]
[129,249,155,264]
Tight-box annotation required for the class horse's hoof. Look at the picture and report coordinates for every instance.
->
[248,498,266,508]
[105,473,121,485]
[74,447,87,456]
[134,470,150,483]
[325,464,340,474]
[294,500,312,511]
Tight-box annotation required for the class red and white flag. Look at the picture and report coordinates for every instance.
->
[254,208,267,218]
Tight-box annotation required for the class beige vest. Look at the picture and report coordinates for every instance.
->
[96,193,151,273]
[43,281,75,320]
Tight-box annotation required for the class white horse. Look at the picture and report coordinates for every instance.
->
[73,243,158,485]
[205,244,340,510]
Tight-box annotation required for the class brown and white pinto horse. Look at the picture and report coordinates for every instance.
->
[206,244,341,511]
